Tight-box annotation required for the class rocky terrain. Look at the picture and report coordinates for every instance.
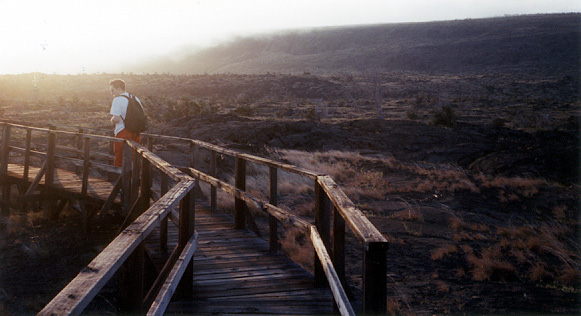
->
[0,13,579,315]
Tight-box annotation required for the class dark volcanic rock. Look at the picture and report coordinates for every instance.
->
[158,115,579,185]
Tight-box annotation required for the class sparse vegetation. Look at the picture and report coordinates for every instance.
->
[431,106,457,127]
[0,13,579,315]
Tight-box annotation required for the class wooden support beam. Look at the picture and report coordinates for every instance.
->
[131,147,141,208]
[363,242,388,315]
[119,242,145,313]
[141,138,152,210]
[234,157,246,229]
[1,123,11,217]
[333,206,348,298]
[39,180,195,316]
[96,175,122,219]
[81,137,90,195]
[311,226,355,316]
[210,150,217,212]
[269,166,278,252]
[142,245,179,309]
[176,189,194,299]
[146,232,198,316]
[23,128,31,181]
[159,173,169,254]
[316,175,386,244]
[314,180,332,288]
[121,141,132,215]
[75,128,84,174]
[44,128,56,219]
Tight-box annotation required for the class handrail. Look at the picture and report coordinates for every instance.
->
[38,180,195,315]
[141,131,389,314]
[0,121,198,315]
[311,226,355,316]
[183,164,354,315]
[1,122,388,314]
[143,132,322,179]
[317,175,387,245]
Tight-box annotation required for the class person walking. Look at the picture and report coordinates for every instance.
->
[109,79,143,166]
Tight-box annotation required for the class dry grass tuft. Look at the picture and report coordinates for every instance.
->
[436,281,451,293]
[280,227,314,272]
[475,173,548,202]
[449,216,467,230]
[490,221,580,286]
[529,261,553,282]
[386,298,402,316]
[431,244,458,260]
[391,209,424,222]
[467,248,515,281]
[5,213,31,236]
[558,265,581,286]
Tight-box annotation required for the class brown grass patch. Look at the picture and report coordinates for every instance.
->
[280,227,314,272]
[431,244,458,261]
[467,248,516,281]
[391,209,424,222]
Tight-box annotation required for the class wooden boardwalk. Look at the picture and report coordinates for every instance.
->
[147,208,334,315]
[6,163,116,204]
[5,162,334,315]
[2,124,387,315]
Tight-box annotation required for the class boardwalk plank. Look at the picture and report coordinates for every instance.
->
[152,208,333,315]
[7,162,335,315]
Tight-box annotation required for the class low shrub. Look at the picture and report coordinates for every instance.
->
[431,106,456,127]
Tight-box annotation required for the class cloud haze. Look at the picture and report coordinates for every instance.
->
[1,0,579,74]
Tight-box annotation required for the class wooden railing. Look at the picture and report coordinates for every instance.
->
[0,122,118,220]
[38,139,197,315]
[0,122,198,315]
[0,122,388,315]
[142,132,388,315]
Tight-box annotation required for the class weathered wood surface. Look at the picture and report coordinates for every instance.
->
[38,180,195,316]
[6,163,116,203]
[317,175,387,245]
[310,226,355,316]
[153,207,334,316]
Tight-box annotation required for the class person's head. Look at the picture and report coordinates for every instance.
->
[109,79,126,97]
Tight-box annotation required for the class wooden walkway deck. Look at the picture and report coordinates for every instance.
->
[5,162,333,315]
[148,208,334,315]
[6,163,116,204]
[4,123,388,315]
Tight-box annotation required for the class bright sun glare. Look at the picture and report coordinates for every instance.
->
[1,0,579,74]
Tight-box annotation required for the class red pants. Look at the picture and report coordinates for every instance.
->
[114,129,141,167]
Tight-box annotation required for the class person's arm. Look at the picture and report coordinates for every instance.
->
[110,115,122,124]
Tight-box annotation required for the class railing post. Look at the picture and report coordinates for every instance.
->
[333,206,346,292]
[159,173,169,254]
[363,242,388,315]
[234,156,246,229]
[81,137,90,195]
[141,137,152,210]
[76,128,83,174]
[268,166,278,252]
[176,188,194,299]
[119,243,145,313]
[121,141,132,215]
[45,127,56,219]
[314,178,332,287]
[210,150,217,212]
[23,128,31,181]
[190,142,201,199]
[1,123,11,218]
[108,133,116,182]
[131,146,141,206]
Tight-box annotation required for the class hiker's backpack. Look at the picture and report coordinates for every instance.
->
[120,94,148,133]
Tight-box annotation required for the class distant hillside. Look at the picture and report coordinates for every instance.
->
[134,13,580,75]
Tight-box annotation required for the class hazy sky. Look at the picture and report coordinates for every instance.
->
[1,0,579,74]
